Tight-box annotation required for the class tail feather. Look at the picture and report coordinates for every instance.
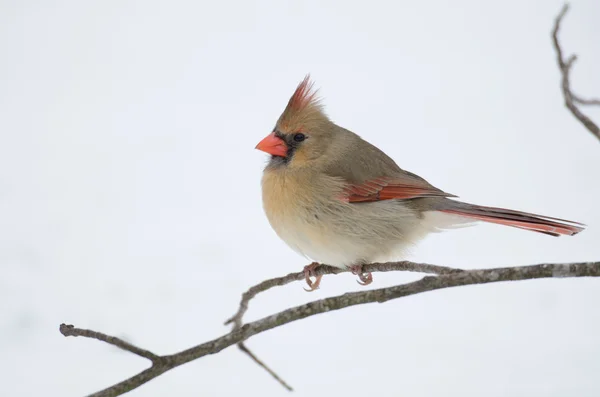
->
[440,203,585,237]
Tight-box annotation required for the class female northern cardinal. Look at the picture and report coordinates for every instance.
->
[256,76,584,290]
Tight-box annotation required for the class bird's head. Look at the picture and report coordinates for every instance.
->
[255,76,335,169]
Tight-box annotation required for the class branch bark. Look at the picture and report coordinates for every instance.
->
[61,261,600,397]
[59,324,162,363]
[552,4,600,141]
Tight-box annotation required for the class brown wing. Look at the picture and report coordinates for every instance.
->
[341,175,457,203]
[322,128,456,203]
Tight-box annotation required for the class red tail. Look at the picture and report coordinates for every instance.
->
[440,203,585,237]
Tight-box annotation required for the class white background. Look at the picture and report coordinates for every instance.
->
[1,1,599,396]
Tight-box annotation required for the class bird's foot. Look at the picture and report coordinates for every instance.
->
[349,265,373,286]
[303,262,323,292]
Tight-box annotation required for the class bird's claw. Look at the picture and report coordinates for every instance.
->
[303,262,322,292]
[350,265,373,286]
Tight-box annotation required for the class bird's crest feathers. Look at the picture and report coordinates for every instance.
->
[289,75,319,111]
[278,75,328,132]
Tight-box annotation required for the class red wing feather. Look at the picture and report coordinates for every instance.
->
[342,176,455,203]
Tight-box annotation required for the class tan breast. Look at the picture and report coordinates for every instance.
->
[261,167,343,256]
[261,168,319,228]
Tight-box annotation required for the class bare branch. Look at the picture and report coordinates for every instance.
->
[62,261,600,397]
[238,342,293,391]
[59,323,162,363]
[224,261,462,390]
[224,261,463,328]
[572,95,600,106]
[552,4,600,141]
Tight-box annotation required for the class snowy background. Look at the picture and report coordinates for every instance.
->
[1,1,600,396]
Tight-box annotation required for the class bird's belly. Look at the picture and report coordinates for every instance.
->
[272,216,367,268]
[266,201,426,268]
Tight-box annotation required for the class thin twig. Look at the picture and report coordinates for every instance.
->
[238,342,293,391]
[232,341,291,391]
[572,95,600,106]
[62,261,600,397]
[552,4,600,141]
[59,323,162,363]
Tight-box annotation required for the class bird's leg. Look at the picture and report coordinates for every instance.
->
[349,264,373,286]
[303,262,323,292]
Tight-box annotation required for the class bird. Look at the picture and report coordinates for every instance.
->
[255,76,585,291]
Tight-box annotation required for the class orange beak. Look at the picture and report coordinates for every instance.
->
[255,132,288,157]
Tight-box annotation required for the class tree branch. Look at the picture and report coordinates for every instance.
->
[224,261,462,329]
[572,95,600,106]
[59,323,161,363]
[223,261,463,390]
[61,261,600,397]
[552,4,600,141]
[237,342,294,391]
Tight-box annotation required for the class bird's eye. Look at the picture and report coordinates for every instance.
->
[293,133,306,142]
